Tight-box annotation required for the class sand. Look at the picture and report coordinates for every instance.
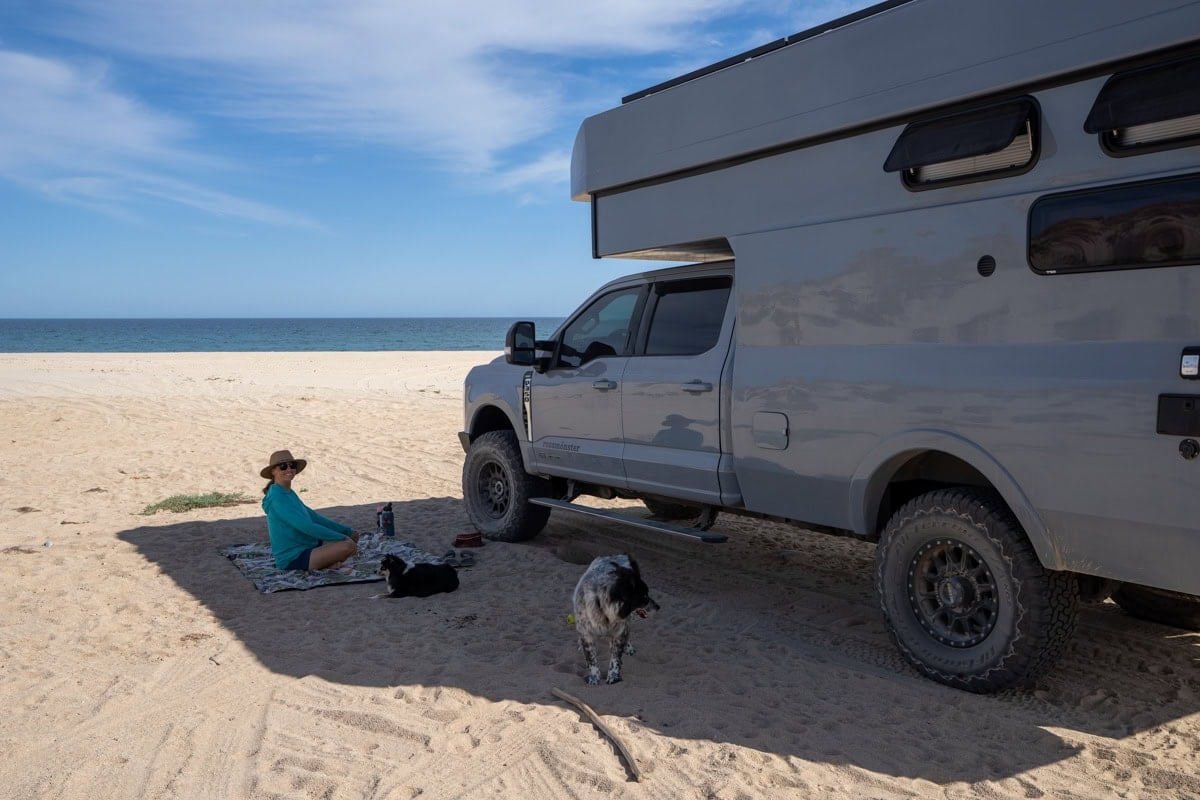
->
[1,351,1198,800]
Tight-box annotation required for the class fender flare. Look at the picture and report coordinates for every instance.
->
[847,429,1064,570]
[466,394,537,473]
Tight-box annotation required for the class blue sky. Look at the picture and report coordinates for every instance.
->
[1,1,871,318]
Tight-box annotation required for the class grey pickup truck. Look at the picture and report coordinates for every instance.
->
[459,0,1200,692]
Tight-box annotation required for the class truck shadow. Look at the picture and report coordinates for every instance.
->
[119,497,1200,784]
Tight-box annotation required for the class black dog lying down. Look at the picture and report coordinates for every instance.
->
[379,554,459,598]
[573,554,659,685]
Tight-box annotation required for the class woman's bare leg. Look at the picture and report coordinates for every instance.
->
[309,538,357,570]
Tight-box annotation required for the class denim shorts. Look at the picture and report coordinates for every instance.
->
[284,547,314,571]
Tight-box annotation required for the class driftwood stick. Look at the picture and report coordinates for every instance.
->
[551,687,641,781]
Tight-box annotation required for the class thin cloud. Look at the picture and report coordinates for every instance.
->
[39,0,767,173]
[3,1,874,222]
[0,49,189,172]
[0,48,317,226]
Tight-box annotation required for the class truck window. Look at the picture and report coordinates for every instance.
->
[558,286,642,368]
[1028,172,1200,274]
[643,277,732,356]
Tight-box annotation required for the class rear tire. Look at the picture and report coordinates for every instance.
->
[462,430,552,542]
[875,488,1079,692]
[1111,583,1200,631]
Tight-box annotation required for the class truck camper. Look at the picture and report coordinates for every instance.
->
[460,0,1200,691]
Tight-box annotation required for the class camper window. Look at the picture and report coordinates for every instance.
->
[1085,55,1200,156]
[1028,172,1200,274]
[884,98,1037,189]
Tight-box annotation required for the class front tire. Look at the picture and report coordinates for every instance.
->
[874,488,1079,692]
[1111,583,1200,631]
[462,430,552,542]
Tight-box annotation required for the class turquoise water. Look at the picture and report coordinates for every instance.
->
[0,318,565,353]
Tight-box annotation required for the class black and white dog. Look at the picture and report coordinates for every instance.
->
[572,554,659,685]
[379,554,459,598]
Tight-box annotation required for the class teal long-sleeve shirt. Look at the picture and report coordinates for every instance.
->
[262,483,353,569]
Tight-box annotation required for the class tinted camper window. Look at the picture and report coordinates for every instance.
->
[1085,55,1200,155]
[885,98,1037,188]
[1029,173,1200,274]
[644,277,732,356]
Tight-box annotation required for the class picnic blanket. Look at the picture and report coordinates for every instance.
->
[220,533,454,593]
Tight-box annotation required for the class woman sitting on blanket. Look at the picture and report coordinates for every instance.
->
[260,449,359,571]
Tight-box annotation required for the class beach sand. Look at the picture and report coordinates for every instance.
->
[1,352,1198,800]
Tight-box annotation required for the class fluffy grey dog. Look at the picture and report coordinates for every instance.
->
[572,554,659,685]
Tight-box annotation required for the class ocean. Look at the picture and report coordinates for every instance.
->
[0,317,566,353]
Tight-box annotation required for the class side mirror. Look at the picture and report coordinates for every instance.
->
[505,321,537,366]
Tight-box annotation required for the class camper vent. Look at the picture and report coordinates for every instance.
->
[1086,55,1200,155]
[1111,112,1200,149]
[884,97,1037,190]
[911,124,1033,184]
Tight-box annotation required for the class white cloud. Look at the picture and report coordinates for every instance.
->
[1,1,875,220]
[0,50,189,171]
[0,48,317,226]
[41,0,766,172]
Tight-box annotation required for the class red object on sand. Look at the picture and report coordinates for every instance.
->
[454,532,483,548]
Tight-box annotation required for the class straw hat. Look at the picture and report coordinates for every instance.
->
[260,449,308,479]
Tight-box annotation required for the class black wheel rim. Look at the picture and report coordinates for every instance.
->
[475,460,510,520]
[907,538,999,647]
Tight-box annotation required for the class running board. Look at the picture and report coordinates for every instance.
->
[529,498,728,543]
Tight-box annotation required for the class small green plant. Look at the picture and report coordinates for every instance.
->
[141,492,257,515]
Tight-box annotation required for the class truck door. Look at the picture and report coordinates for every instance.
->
[620,275,733,505]
[528,285,644,487]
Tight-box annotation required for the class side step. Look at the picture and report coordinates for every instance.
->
[529,498,728,543]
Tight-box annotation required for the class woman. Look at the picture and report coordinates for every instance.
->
[260,449,359,571]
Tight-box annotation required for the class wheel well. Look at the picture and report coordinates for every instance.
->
[871,450,1003,537]
[468,405,515,441]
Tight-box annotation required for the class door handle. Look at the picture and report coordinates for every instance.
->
[680,381,713,393]
[592,380,618,391]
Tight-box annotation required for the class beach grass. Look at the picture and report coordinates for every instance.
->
[140,491,257,515]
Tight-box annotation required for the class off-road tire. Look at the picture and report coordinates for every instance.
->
[874,488,1079,693]
[462,430,552,542]
[1112,583,1200,631]
[642,497,703,520]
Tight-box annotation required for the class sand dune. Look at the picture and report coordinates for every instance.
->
[1,352,1197,799]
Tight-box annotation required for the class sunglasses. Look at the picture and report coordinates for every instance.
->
[273,461,302,472]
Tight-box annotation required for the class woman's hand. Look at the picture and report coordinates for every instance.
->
[349,531,360,543]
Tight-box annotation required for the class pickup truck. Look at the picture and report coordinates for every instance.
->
[459,0,1200,692]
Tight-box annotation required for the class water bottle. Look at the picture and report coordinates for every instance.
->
[380,502,395,537]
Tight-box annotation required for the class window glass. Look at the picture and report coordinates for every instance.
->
[1084,55,1200,133]
[885,99,1034,173]
[1085,55,1200,156]
[558,287,641,367]
[1029,173,1200,273]
[644,277,732,356]
[884,98,1036,187]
